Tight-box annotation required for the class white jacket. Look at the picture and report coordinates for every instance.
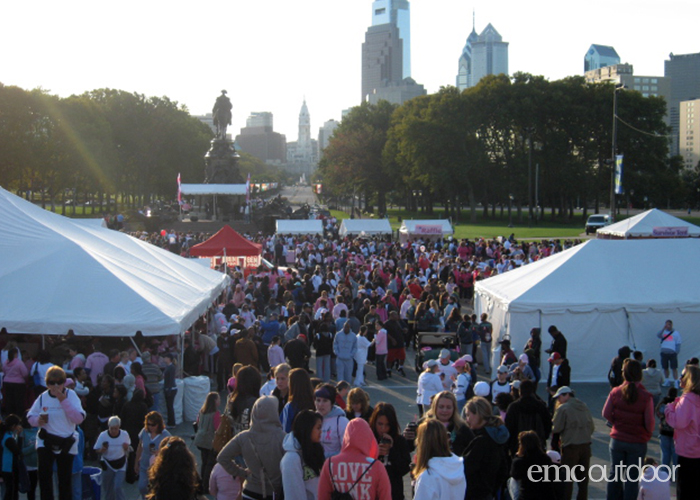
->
[417,371,443,406]
[354,336,371,365]
[414,454,467,500]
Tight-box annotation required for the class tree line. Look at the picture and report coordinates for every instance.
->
[318,73,689,222]
[0,83,290,213]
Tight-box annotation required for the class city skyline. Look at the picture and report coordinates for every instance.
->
[2,0,699,152]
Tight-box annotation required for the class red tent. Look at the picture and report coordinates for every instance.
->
[189,225,262,257]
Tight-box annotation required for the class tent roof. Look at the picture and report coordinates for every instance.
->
[399,219,454,234]
[180,184,246,195]
[475,239,700,314]
[597,209,700,238]
[0,186,230,337]
[338,219,392,236]
[71,218,108,228]
[276,219,323,235]
[189,225,262,257]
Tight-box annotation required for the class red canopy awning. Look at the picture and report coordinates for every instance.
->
[189,225,262,257]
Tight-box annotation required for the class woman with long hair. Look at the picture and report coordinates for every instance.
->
[281,368,315,433]
[281,410,325,500]
[369,403,411,500]
[134,411,171,499]
[345,388,373,422]
[664,364,700,499]
[509,430,556,500]
[602,358,654,500]
[193,392,221,494]
[217,396,285,500]
[422,391,474,456]
[227,365,261,436]
[147,437,198,500]
[412,419,466,500]
[463,396,510,500]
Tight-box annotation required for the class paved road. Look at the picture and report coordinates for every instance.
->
[281,185,317,208]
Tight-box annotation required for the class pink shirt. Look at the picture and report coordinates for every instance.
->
[85,352,109,387]
[3,358,29,384]
[375,328,388,355]
[209,463,241,500]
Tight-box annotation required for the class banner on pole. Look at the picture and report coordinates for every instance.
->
[614,155,623,195]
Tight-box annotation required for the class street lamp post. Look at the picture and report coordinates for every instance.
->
[610,83,625,222]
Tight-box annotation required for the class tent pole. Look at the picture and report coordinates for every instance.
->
[179,331,185,379]
[129,337,142,357]
[42,334,45,350]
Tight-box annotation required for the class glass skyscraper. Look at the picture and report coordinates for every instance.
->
[371,0,410,79]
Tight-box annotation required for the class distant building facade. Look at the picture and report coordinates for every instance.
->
[367,77,426,105]
[458,23,508,89]
[665,52,700,156]
[680,99,700,169]
[584,44,620,72]
[318,119,340,159]
[235,112,286,165]
[287,100,318,176]
[585,64,670,100]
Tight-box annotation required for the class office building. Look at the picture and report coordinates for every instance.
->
[584,44,620,72]
[469,23,509,87]
[367,77,426,105]
[665,52,700,156]
[585,64,670,100]
[318,119,340,158]
[680,99,700,169]
[456,13,479,90]
[362,0,418,102]
[235,112,286,165]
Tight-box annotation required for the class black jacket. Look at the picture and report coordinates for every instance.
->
[505,395,552,455]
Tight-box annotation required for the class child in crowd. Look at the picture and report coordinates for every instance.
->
[335,380,350,410]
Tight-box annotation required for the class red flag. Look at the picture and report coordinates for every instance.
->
[177,173,181,203]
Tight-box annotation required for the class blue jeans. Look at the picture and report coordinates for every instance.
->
[659,434,678,468]
[316,355,331,382]
[150,392,161,413]
[606,438,647,500]
[71,472,81,500]
[101,467,126,500]
[480,342,491,374]
[337,358,353,384]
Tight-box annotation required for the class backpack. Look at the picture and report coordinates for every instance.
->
[329,455,375,500]
[212,410,233,453]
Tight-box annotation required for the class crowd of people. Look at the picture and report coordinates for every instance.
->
[1,225,698,500]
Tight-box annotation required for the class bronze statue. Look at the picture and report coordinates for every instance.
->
[212,90,232,139]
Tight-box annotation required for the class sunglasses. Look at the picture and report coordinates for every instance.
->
[47,381,65,386]
[147,423,157,427]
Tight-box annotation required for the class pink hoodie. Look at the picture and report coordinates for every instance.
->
[665,391,700,458]
[317,418,391,500]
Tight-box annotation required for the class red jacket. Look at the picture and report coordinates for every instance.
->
[602,382,654,444]
[317,418,391,500]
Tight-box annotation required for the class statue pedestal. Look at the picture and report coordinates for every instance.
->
[204,138,243,184]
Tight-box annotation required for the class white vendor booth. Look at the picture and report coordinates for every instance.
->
[597,208,700,239]
[276,219,324,235]
[338,218,392,237]
[398,219,454,242]
[474,239,700,382]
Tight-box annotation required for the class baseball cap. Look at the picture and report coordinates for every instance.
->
[547,450,562,464]
[497,365,509,374]
[553,386,573,398]
[499,338,511,345]
[548,352,562,362]
[460,354,473,363]
[453,359,467,369]
[519,353,529,364]
[440,349,451,359]
[473,381,490,397]
[426,359,439,369]
[511,380,521,390]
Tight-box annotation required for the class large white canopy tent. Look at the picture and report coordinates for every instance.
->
[338,218,392,237]
[0,186,230,337]
[474,239,700,382]
[597,208,700,239]
[276,219,323,235]
[179,184,247,195]
[399,219,453,242]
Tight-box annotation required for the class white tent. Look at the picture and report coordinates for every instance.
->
[399,219,453,242]
[474,239,700,382]
[597,208,700,239]
[276,219,323,235]
[71,218,108,229]
[0,186,230,337]
[179,184,247,195]
[338,218,392,236]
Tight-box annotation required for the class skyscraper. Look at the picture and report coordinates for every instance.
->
[584,44,620,73]
[456,12,479,90]
[467,23,508,88]
[362,0,411,101]
[235,112,286,165]
[665,52,700,156]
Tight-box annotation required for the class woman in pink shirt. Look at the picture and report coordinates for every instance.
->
[3,348,28,416]
[374,320,389,381]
